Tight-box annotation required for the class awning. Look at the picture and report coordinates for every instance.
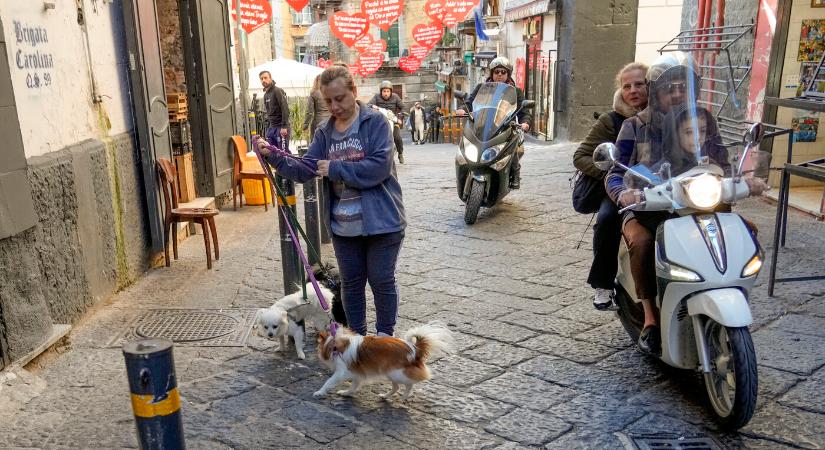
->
[305,22,330,47]
[434,81,447,93]
[504,0,553,21]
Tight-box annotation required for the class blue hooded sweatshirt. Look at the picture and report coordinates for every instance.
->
[266,103,406,236]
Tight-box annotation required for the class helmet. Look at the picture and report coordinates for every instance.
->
[379,80,393,90]
[647,51,701,111]
[489,56,513,74]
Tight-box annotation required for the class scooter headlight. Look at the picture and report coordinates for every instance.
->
[463,138,479,162]
[741,254,762,277]
[685,174,722,209]
[480,143,505,163]
[655,243,703,282]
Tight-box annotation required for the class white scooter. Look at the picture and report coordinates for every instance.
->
[593,123,767,429]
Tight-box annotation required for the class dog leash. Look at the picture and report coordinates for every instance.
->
[252,137,338,336]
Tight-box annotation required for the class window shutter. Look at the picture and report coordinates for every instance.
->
[380,23,400,58]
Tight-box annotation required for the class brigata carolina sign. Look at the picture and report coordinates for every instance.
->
[12,21,55,90]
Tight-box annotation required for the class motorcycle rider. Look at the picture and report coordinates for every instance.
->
[605,53,767,355]
[368,81,406,164]
[456,57,531,189]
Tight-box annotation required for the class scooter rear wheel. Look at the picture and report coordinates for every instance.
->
[614,287,644,342]
[702,321,758,430]
[464,180,484,224]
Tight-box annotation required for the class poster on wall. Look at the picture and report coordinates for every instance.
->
[798,19,825,61]
[792,116,819,142]
[812,0,825,7]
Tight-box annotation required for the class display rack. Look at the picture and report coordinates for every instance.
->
[764,52,825,113]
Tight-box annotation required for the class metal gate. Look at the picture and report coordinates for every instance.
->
[122,0,174,252]
[180,0,238,197]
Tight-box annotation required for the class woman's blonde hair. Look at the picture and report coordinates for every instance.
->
[319,65,356,92]
[615,62,649,89]
[311,74,321,93]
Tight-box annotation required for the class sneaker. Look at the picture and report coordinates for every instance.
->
[593,288,614,310]
[509,177,520,189]
[398,153,405,164]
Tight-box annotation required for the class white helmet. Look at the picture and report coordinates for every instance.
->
[489,56,513,74]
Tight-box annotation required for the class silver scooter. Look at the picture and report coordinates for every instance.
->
[593,123,767,429]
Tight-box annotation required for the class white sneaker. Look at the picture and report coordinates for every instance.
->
[593,288,614,310]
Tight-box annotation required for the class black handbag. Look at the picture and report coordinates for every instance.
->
[571,170,606,214]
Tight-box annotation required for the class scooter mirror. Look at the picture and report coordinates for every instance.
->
[454,91,467,100]
[743,122,763,147]
[521,100,536,109]
[593,142,617,171]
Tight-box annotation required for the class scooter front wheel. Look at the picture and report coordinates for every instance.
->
[464,179,484,224]
[702,321,758,429]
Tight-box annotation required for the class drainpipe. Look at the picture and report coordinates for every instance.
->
[77,0,102,104]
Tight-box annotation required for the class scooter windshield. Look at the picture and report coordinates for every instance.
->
[470,82,518,141]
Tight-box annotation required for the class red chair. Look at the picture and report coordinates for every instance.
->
[231,135,276,211]
[156,158,220,269]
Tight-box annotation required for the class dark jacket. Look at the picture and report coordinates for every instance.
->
[573,89,641,179]
[465,80,531,124]
[368,92,404,116]
[264,84,290,129]
[266,103,405,235]
[303,90,330,136]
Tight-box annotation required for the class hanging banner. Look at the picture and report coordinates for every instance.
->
[348,61,362,78]
[354,35,387,55]
[441,0,479,27]
[330,12,370,47]
[230,0,273,34]
[317,57,332,69]
[399,56,422,73]
[358,53,384,76]
[361,0,403,32]
[285,0,309,13]
[409,44,429,60]
[412,22,443,49]
[424,0,445,25]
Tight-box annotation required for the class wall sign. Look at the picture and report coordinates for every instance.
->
[330,12,370,48]
[230,0,273,34]
[12,21,55,90]
[361,0,403,32]
[412,22,443,49]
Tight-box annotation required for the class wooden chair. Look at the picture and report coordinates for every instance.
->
[156,158,220,269]
[231,135,276,211]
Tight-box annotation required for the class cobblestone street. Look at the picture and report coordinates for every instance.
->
[1,139,824,449]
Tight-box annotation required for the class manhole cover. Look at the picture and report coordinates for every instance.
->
[617,433,723,450]
[136,311,238,342]
[109,309,257,347]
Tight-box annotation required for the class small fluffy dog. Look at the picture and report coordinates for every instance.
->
[257,283,333,359]
[313,322,453,400]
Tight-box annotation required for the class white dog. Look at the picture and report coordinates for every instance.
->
[257,283,333,359]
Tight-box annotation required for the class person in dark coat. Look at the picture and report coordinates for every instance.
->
[260,71,291,150]
[572,62,648,310]
[368,80,406,164]
[304,74,331,144]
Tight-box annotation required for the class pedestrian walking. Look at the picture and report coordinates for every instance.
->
[409,101,426,145]
[573,61,648,310]
[257,66,406,337]
[260,71,290,150]
[303,74,331,144]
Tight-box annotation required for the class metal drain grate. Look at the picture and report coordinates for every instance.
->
[617,433,723,450]
[109,309,257,347]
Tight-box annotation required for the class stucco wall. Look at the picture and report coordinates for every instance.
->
[635,0,683,64]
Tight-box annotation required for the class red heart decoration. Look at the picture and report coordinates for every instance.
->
[441,0,479,27]
[412,22,443,49]
[317,58,332,69]
[285,0,309,12]
[398,56,422,74]
[230,0,273,34]
[348,61,362,78]
[354,35,387,55]
[358,53,384,77]
[424,0,445,25]
[409,44,429,60]
[361,0,403,32]
[329,12,370,47]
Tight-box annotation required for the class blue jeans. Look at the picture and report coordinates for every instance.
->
[332,231,404,336]
[266,127,289,151]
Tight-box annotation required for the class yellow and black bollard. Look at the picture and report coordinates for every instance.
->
[123,339,185,450]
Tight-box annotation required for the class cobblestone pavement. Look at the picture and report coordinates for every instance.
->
[1,139,824,449]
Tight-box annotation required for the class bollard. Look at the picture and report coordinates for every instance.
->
[123,339,185,450]
[276,174,302,295]
[303,178,322,266]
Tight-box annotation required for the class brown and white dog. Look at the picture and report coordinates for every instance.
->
[313,322,453,400]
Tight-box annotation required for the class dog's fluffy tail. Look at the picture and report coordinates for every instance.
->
[403,321,454,362]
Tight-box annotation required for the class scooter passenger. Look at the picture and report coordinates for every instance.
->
[456,57,531,189]
[605,54,766,355]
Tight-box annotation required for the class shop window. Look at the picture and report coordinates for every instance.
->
[291,6,312,26]
[295,45,308,63]
[381,23,400,58]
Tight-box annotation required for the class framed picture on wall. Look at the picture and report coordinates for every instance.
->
[792,116,819,142]
[798,19,825,61]
[813,0,825,7]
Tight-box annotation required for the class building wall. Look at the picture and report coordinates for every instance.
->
[635,0,682,64]
[0,0,150,363]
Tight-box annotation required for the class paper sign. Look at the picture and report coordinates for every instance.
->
[354,35,387,55]
[230,0,273,34]
[441,0,479,27]
[348,61,362,78]
[361,0,403,32]
[330,12,370,47]
[358,53,384,76]
[412,22,443,49]
[409,44,429,60]
[286,0,309,13]
[317,58,332,69]
[399,56,422,73]
[425,0,445,25]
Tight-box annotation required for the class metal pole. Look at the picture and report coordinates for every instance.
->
[234,0,251,143]
[298,146,322,263]
[318,183,330,243]
[276,175,302,295]
[123,339,185,450]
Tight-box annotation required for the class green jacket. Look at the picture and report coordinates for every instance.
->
[573,89,639,179]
